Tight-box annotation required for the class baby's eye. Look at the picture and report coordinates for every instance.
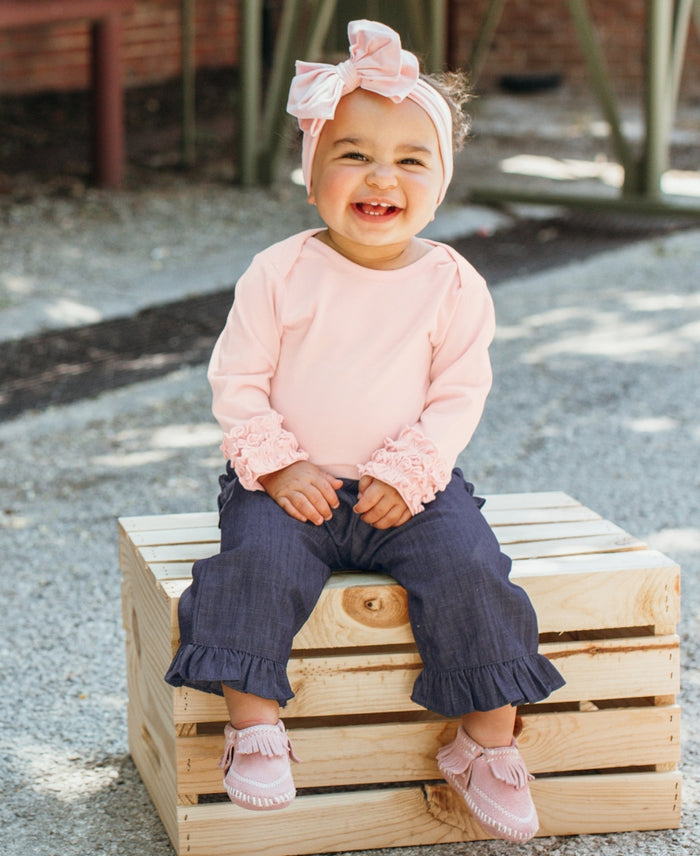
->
[399,157,426,167]
[341,151,368,161]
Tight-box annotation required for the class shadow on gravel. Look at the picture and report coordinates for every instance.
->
[0,213,690,421]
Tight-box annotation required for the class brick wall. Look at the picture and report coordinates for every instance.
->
[0,0,239,95]
[449,0,700,100]
[0,0,698,101]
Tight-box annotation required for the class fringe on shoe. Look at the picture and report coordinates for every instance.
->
[436,735,479,776]
[485,743,534,789]
[218,723,300,773]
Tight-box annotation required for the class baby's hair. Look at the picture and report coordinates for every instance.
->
[420,70,472,152]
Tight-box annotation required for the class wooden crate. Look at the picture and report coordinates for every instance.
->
[119,492,682,856]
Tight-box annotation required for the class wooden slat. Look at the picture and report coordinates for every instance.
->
[121,534,180,842]
[520,558,680,634]
[119,499,599,548]
[507,531,646,559]
[119,512,217,533]
[172,635,680,723]
[150,546,679,600]
[176,704,680,794]
[137,528,646,571]
[126,516,619,551]
[513,547,678,577]
[125,526,221,548]
[290,554,679,647]
[495,518,631,544]
[479,491,581,510]
[117,492,582,541]
[176,772,681,856]
[123,507,606,552]
[484,504,600,526]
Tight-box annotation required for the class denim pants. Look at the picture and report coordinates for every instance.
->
[165,468,565,717]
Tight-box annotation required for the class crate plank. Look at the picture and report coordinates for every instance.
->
[175,773,681,856]
[494,518,633,544]
[480,491,581,510]
[146,543,678,586]
[138,519,652,576]
[484,505,601,525]
[126,514,615,552]
[176,704,680,794]
[126,525,221,548]
[290,555,679,648]
[171,635,679,723]
[136,518,636,563]
[119,512,216,532]
[507,532,646,559]
[117,492,581,533]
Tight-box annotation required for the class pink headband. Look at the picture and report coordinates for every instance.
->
[287,19,453,204]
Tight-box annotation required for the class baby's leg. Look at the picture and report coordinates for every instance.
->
[166,474,336,811]
[167,474,335,702]
[373,473,564,717]
[461,704,517,748]
[222,685,280,729]
[366,472,564,841]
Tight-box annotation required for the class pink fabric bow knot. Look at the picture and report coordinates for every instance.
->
[288,20,420,138]
[286,19,453,203]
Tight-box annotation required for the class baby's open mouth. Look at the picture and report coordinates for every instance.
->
[355,202,399,216]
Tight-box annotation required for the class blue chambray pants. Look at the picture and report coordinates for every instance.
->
[165,468,565,717]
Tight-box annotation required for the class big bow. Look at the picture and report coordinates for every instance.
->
[286,19,453,203]
[287,20,420,138]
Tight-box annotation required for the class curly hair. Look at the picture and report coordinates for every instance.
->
[420,70,473,152]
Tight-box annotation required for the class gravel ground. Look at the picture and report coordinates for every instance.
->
[0,90,698,855]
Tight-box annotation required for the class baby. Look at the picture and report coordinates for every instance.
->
[166,19,564,842]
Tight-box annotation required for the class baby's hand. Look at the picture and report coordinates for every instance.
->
[353,476,412,529]
[259,461,343,526]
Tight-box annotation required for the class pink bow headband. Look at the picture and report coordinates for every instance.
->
[287,20,453,204]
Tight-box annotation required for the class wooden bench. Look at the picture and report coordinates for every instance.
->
[0,0,133,187]
[119,491,682,856]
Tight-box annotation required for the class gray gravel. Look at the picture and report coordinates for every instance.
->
[1,92,698,855]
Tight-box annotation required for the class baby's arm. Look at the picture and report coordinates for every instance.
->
[359,259,495,516]
[353,476,412,529]
[259,461,343,526]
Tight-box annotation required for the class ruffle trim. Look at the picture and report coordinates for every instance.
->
[164,643,295,705]
[358,426,450,515]
[220,412,308,490]
[411,653,566,718]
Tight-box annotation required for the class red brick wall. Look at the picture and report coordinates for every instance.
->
[1,0,698,101]
[0,0,239,95]
[449,0,700,100]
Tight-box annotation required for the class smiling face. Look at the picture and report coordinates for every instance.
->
[308,89,445,269]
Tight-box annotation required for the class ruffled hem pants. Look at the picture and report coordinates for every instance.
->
[165,468,565,718]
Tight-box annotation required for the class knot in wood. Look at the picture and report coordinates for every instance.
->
[341,584,408,629]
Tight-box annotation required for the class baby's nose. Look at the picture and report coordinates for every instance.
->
[367,164,398,188]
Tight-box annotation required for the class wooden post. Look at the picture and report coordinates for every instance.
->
[468,0,507,84]
[564,0,636,191]
[181,0,196,167]
[239,0,263,184]
[428,0,448,71]
[91,11,124,188]
[257,0,304,184]
[260,0,339,185]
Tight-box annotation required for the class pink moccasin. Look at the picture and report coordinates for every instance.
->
[219,720,300,811]
[436,724,538,842]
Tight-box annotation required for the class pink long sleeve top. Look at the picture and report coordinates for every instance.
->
[209,230,495,515]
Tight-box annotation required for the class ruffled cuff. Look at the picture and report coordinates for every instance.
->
[358,426,450,515]
[411,653,567,718]
[220,412,308,490]
[164,642,295,705]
